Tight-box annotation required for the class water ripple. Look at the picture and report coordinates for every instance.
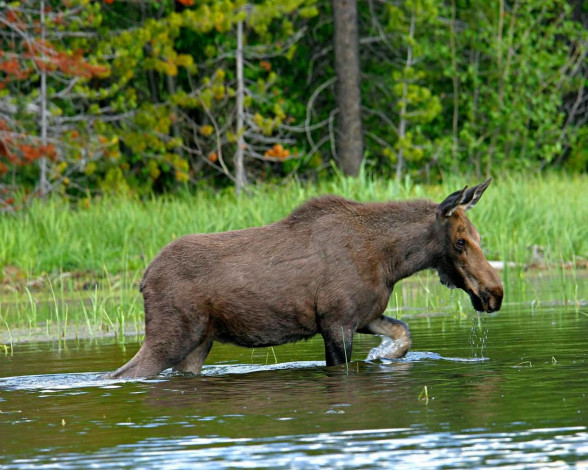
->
[0,372,164,391]
[1,427,586,469]
[0,353,484,392]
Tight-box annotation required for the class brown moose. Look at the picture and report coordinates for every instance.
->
[110,180,503,378]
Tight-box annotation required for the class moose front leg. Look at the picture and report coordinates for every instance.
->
[321,325,355,367]
[359,316,412,359]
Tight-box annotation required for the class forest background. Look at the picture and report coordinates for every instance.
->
[0,0,586,208]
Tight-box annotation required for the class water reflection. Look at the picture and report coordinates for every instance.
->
[1,303,587,468]
[0,350,487,391]
[1,426,586,469]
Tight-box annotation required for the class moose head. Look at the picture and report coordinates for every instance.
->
[435,179,503,313]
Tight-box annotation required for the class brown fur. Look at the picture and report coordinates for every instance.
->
[109,181,503,378]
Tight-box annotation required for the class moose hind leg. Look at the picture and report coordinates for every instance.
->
[173,337,213,375]
[359,316,412,360]
[108,342,173,379]
[109,304,210,379]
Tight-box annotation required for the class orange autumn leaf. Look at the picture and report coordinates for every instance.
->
[264,144,290,160]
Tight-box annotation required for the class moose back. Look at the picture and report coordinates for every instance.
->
[110,180,503,378]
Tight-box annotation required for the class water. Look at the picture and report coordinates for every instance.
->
[1,304,587,468]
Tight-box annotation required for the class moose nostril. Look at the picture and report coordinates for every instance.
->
[492,287,504,311]
[490,284,504,298]
[496,287,504,300]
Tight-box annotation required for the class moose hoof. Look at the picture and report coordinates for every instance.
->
[367,336,410,361]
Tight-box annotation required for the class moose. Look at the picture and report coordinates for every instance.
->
[110,180,503,378]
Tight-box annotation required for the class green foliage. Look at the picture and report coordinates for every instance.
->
[0,0,585,205]
[434,0,587,175]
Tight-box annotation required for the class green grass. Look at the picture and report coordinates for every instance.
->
[0,172,586,342]
[2,172,587,275]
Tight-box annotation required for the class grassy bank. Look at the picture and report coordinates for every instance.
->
[2,173,587,275]
[1,173,587,344]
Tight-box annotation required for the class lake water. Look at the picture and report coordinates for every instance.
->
[1,290,587,468]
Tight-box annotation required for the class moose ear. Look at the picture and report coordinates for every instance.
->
[436,179,492,218]
[462,178,492,211]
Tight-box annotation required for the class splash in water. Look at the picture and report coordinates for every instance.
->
[470,314,490,359]
[367,336,488,363]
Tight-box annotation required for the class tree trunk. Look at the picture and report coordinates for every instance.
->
[396,8,415,184]
[331,0,363,176]
[39,0,49,196]
[234,19,247,194]
[449,0,459,169]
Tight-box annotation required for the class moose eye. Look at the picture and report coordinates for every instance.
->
[456,238,466,249]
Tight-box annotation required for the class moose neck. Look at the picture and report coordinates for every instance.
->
[371,201,443,286]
